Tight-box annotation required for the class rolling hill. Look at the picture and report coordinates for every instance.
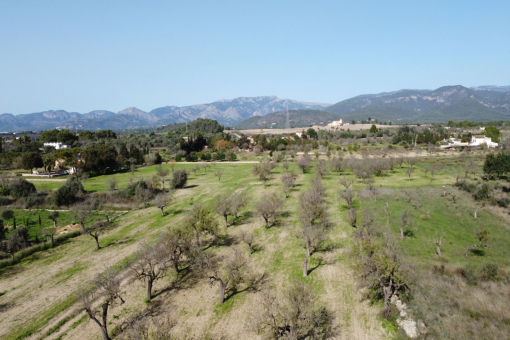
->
[234,109,341,129]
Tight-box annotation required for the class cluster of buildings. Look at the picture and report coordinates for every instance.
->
[442,135,499,149]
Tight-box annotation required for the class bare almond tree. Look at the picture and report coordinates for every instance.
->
[297,155,312,173]
[153,191,173,216]
[347,208,358,228]
[339,188,355,209]
[215,168,224,182]
[214,193,234,227]
[74,200,98,233]
[193,247,248,304]
[239,230,255,254]
[256,192,284,228]
[399,210,413,240]
[433,231,444,257]
[159,227,193,273]
[156,164,170,189]
[87,221,109,250]
[81,266,125,340]
[255,280,333,339]
[330,157,343,174]
[281,172,297,198]
[129,241,170,302]
[107,177,117,191]
[405,164,414,182]
[230,191,249,219]
[315,159,329,178]
[299,179,329,276]
[338,175,354,189]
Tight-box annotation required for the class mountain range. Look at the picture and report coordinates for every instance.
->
[1,85,509,132]
[0,96,329,132]
[324,85,510,124]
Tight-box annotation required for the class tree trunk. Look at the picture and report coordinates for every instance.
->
[95,235,100,250]
[436,243,441,257]
[303,257,308,277]
[81,222,86,234]
[160,207,164,216]
[400,228,404,240]
[53,220,57,228]
[219,281,226,304]
[173,260,180,273]
[224,215,228,228]
[474,209,477,219]
[147,279,153,301]
[101,303,111,340]
[195,231,200,251]
[306,236,311,258]
[51,235,55,246]
[264,216,269,228]
[383,278,394,313]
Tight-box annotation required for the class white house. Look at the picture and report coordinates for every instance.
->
[43,142,70,150]
[469,135,499,148]
[327,119,343,128]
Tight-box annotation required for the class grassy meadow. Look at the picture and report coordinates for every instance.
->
[1,153,509,339]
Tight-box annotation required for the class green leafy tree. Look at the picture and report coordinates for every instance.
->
[82,143,118,174]
[370,124,378,134]
[484,126,501,143]
[19,152,44,171]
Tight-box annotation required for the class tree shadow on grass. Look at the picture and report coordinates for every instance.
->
[225,271,269,303]
[184,185,199,189]
[0,265,25,278]
[231,211,253,226]
[307,257,325,276]
[202,233,236,250]
[154,266,196,298]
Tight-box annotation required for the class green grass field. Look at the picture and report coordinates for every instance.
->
[2,154,509,339]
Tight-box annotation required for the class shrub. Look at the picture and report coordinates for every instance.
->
[0,197,11,206]
[9,178,36,199]
[172,169,187,189]
[480,263,499,281]
[53,176,84,207]
[460,264,479,285]
[124,180,149,197]
[175,154,182,162]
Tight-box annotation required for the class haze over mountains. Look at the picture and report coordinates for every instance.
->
[1,85,509,132]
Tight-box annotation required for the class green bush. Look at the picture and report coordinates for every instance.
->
[172,169,187,189]
[9,178,36,199]
[480,263,499,281]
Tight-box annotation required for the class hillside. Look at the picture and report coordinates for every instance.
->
[234,109,340,129]
[325,85,510,123]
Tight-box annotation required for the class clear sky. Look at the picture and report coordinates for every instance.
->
[1,0,509,114]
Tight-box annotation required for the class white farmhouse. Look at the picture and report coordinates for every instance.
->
[326,119,343,129]
[469,135,499,148]
[43,142,70,150]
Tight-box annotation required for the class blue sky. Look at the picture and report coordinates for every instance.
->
[1,1,509,114]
